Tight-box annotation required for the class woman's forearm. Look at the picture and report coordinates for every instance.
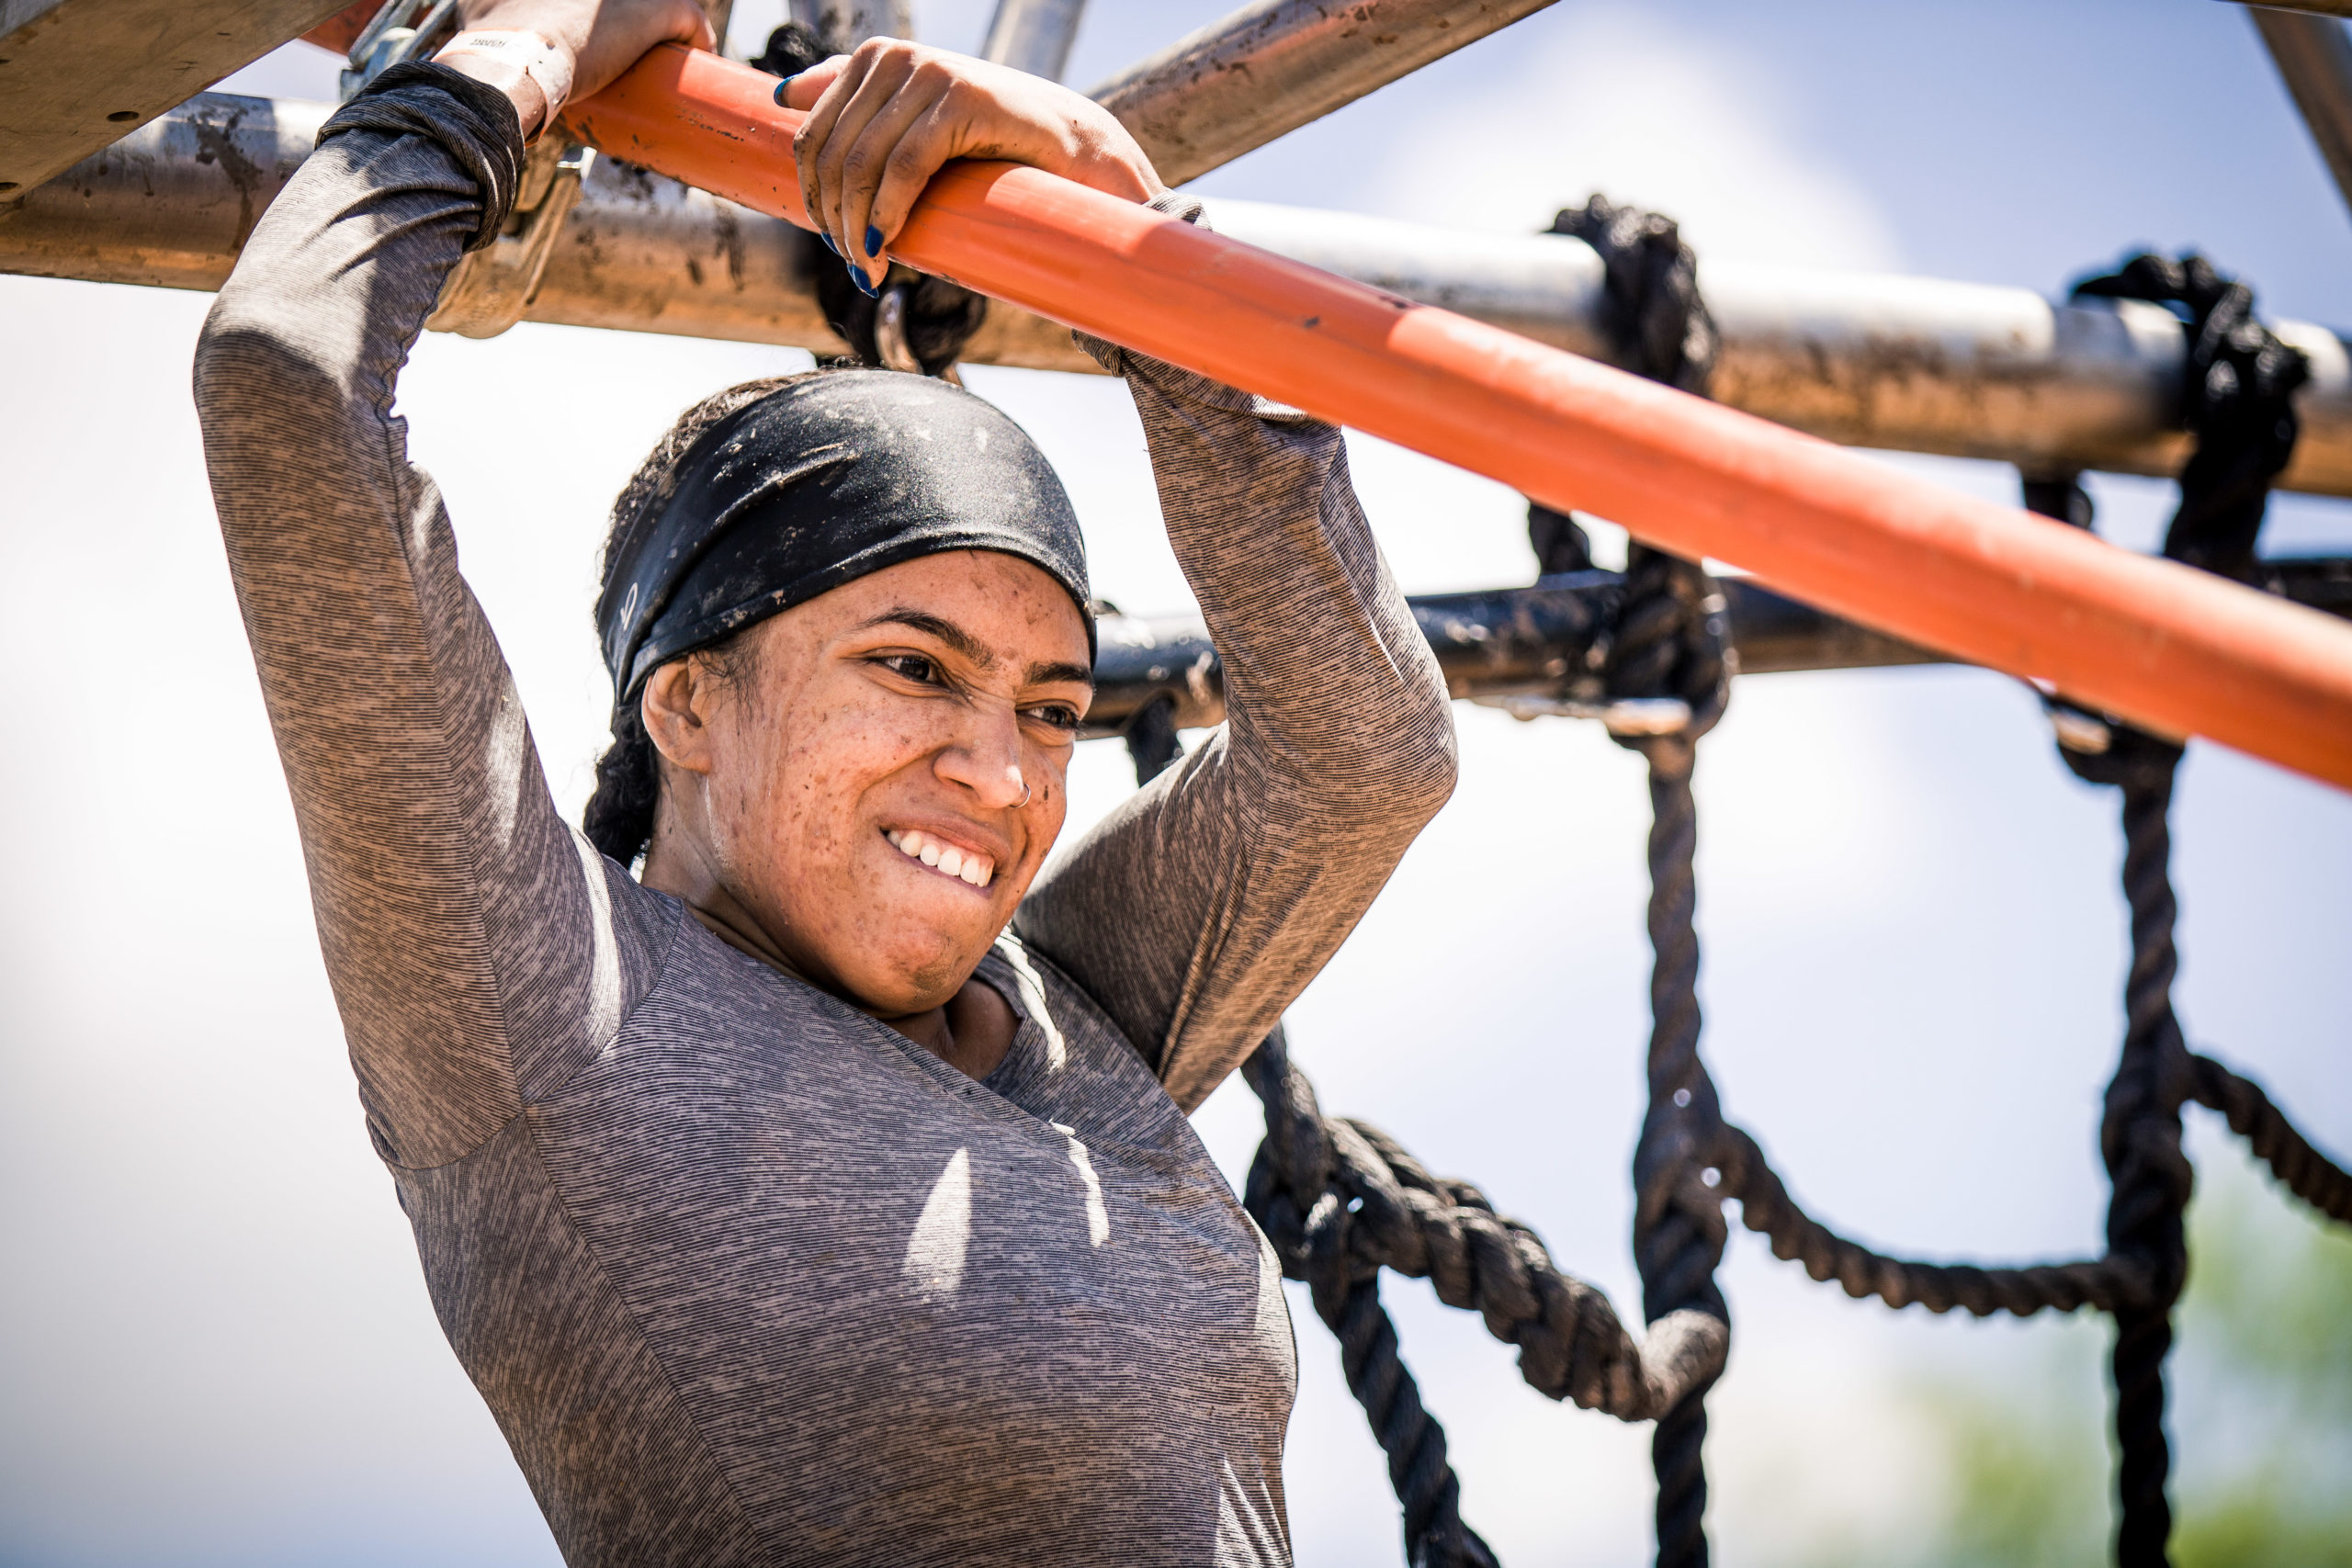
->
[1017,310,1457,1111]
[194,71,650,1168]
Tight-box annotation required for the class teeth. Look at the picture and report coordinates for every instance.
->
[888,828,992,888]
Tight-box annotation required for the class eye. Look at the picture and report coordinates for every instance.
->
[1024,703,1082,734]
[876,653,944,687]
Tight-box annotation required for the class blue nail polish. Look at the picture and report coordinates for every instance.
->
[864,224,883,258]
[848,263,878,299]
[818,230,839,255]
[772,75,797,106]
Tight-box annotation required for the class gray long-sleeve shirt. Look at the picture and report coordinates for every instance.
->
[192,72,1456,1568]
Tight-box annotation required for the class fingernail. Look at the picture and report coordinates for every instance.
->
[817,230,839,255]
[772,75,797,106]
[848,263,878,299]
[864,224,883,258]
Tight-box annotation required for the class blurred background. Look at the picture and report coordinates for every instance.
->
[2,0,2347,1563]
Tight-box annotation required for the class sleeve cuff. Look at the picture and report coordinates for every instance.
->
[318,62,528,252]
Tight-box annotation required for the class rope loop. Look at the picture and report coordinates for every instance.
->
[2037,255,2304,788]
[2074,253,2308,582]
[1549,195,1719,394]
[814,265,989,378]
[1527,197,1735,754]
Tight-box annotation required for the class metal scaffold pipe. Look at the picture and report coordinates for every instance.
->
[1087,0,1562,186]
[2250,4,2352,220]
[560,46,2352,787]
[980,0,1089,81]
[12,90,2352,497]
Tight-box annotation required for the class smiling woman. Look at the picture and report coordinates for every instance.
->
[187,4,1454,1565]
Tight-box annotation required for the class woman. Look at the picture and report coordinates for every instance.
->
[193,1,1456,1562]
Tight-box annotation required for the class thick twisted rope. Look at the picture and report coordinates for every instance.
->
[2187,1053,2352,1223]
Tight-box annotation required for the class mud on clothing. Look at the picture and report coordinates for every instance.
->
[192,69,1456,1568]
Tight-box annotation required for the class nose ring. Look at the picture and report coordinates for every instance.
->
[1017,781,1033,808]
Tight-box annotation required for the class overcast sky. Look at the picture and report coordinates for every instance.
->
[4,2,2348,1565]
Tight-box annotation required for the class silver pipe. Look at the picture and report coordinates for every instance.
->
[980,0,1087,80]
[2250,6,2352,220]
[12,96,2352,499]
[788,0,910,51]
[1204,198,2352,497]
[1087,0,1561,187]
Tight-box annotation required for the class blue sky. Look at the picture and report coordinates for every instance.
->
[4,3,2347,1565]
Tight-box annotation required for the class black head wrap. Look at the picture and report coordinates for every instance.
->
[598,370,1092,702]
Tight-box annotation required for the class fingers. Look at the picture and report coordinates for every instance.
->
[835,84,956,284]
[797,40,943,291]
[861,98,959,263]
[791,49,869,260]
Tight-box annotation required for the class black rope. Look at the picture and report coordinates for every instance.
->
[2024,252,2324,1568]
[1558,194,1735,1568]
[2073,254,2310,583]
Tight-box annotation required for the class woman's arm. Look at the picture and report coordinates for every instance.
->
[193,6,699,1167]
[1016,321,1459,1111]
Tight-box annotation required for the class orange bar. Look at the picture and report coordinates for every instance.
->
[563,46,2352,792]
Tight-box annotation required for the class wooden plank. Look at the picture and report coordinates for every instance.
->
[0,0,353,197]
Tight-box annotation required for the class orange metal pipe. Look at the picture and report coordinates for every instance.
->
[562,46,2352,792]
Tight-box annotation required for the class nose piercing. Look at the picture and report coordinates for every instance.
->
[1017,782,1033,808]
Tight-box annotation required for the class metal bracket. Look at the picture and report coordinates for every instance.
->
[426,136,595,338]
[340,0,462,100]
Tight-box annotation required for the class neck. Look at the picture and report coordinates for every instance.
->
[639,823,816,988]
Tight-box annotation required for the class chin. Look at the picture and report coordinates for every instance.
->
[843,913,993,1013]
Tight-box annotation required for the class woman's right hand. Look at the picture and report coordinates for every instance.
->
[437,0,714,137]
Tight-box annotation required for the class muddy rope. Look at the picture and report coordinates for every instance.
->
[1141,229,2352,1568]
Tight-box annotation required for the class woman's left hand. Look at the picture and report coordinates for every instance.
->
[784,41,1170,292]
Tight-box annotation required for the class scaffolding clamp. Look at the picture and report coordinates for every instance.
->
[426,137,595,339]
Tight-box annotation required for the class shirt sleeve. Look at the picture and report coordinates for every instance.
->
[192,68,673,1170]
[1012,231,1459,1112]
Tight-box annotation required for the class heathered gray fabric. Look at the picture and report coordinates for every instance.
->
[192,81,1455,1568]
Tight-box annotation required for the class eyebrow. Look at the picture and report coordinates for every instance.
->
[858,609,1094,689]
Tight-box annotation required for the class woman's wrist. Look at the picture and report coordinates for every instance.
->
[434,29,575,141]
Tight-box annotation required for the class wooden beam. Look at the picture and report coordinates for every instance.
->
[0,0,353,198]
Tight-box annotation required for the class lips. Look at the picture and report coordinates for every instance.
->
[886,828,995,888]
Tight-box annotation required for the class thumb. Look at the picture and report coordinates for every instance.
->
[780,54,851,111]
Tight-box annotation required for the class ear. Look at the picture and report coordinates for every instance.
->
[640,658,720,777]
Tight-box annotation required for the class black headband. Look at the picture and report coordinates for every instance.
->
[597,370,1093,703]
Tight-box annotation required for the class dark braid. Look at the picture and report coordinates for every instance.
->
[582,370,836,867]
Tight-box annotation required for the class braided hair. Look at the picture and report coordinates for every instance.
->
[582,370,835,867]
